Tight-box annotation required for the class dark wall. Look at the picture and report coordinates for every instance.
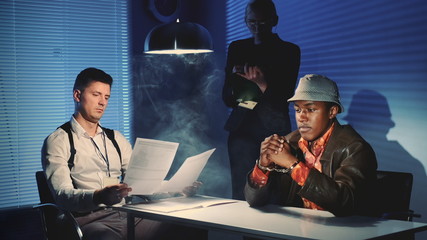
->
[129,0,231,198]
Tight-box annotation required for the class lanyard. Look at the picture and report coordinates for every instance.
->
[90,132,110,177]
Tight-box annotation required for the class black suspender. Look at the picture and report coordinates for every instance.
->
[103,127,122,165]
[58,122,123,173]
[59,122,77,170]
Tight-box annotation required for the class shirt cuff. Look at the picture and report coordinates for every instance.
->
[290,162,310,186]
[250,164,270,187]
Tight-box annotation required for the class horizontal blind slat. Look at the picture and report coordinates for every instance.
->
[0,0,131,209]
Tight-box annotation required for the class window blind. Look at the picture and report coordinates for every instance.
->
[225,1,249,50]
[0,0,131,209]
[226,0,427,226]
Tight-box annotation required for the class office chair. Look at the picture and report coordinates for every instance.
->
[33,171,83,240]
[376,170,420,221]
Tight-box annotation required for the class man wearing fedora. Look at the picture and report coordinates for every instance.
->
[244,74,378,216]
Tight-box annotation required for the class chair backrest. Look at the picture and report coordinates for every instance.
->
[35,171,83,240]
[376,170,414,220]
[36,171,55,204]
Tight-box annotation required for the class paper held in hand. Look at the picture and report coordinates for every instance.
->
[123,138,215,195]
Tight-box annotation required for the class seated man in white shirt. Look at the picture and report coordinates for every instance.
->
[42,67,206,240]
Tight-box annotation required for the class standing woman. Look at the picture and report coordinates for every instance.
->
[222,0,300,200]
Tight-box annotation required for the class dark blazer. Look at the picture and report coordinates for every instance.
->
[244,121,378,216]
[222,34,300,133]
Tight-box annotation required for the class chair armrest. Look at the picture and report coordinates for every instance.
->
[33,203,83,240]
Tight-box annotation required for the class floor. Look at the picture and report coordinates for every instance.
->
[0,206,44,240]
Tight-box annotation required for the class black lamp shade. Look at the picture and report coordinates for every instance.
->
[144,21,213,54]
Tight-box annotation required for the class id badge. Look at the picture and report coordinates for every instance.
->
[103,176,120,187]
[238,100,257,110]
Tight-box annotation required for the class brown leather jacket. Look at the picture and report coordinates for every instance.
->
[245,121,378,216]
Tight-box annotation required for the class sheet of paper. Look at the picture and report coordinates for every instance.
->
[123,138,179,195]
[126,195,238,213]
[156,148,215,193]
[238,100,257,110]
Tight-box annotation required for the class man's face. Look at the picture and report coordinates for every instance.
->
[294,100,338,142]
[74,81,111,123]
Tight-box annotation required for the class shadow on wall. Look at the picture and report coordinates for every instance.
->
[343,89,427,221]
[132,53,231,198]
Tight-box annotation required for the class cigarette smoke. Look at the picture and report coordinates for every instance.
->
[132,53,231,197]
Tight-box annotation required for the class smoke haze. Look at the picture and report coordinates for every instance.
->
[132,53,231,197]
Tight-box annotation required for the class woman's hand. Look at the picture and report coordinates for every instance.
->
[234,64,267,93]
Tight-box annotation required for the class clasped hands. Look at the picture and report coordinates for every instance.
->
[259,134,298,170]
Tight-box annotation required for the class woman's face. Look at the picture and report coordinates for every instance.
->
[245,7,275,38]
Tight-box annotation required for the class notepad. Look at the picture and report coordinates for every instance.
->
[126,195,238,213]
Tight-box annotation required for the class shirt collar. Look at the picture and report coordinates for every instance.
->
[299,122,336,156]
[70,116,104,139]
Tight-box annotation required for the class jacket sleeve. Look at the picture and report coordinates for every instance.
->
[244,171,271,207]
[245,170,295,207]
[298,140,377,216]
[222,41,238,108]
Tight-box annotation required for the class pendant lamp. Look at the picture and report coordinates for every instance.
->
[144,19,213,54]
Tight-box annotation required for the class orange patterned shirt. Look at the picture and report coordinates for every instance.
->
[250,123,335,210]
[291,122,335,210]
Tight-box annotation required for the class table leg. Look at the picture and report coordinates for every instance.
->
[127,213,135,240]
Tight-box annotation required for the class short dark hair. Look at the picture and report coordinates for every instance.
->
[73,67,113,91]
[245,0,278,21]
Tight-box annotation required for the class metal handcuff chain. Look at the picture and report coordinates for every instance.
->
[257,137,300,174]
[256,158,300,174]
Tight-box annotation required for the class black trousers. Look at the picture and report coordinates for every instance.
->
[76,209,207,240]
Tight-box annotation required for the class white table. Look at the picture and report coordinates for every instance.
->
[116,196,427,240]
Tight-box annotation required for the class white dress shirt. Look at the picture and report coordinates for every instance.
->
[42,116,132,212]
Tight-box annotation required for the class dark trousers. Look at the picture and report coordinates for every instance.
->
[76,209,207,240]
[226,107,291,200]
[228,132,263,200]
